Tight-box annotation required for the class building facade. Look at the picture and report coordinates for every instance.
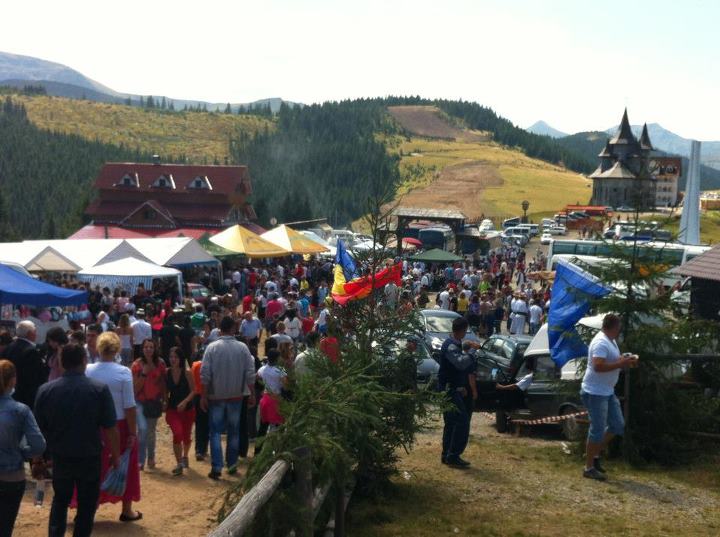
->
[589,109,657,210]
[652,157,681,208]
[77,160,257,238]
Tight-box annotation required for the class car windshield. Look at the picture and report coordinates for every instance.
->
[424,315,455,333]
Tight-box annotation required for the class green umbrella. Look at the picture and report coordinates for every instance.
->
[407,248,464,263]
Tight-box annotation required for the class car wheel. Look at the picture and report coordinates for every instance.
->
[495,409,509,433]
[560,406,584,441]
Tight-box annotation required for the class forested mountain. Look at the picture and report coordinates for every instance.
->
[0,97,159,239]
[231,100,400,227]
[526,120,568,138]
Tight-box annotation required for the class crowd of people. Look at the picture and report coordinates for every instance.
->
[0,239,596,536]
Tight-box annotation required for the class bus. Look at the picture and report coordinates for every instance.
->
[546,239,709,284]
[418,226,456,252]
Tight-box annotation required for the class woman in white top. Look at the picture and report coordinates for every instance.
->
[85,332,142,522]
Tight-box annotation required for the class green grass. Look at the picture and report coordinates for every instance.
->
[349,419,720,537]
[12,94,274,162]
[387,135,592,219]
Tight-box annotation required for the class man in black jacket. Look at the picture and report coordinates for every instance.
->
[5,320,47,409]
[35,344,120,537]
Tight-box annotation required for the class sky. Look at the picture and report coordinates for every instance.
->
[2,0,718,139]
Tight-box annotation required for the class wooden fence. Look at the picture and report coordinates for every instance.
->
[208,447,351,537]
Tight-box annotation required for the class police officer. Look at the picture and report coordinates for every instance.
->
[439,317,480,468]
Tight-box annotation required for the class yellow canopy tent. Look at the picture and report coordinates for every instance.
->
[261,225,330,255]
[209,225,289,258]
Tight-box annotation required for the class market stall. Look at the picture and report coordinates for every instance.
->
[261,224,330,255]
[209,225,289,258]
[77,257,183,297]
[0,263,87,306]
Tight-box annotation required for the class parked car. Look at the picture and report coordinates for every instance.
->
[478,334,533,374]
[540,232,553,245]
[548,225,566,236]
[187,283,211,305]
[377,337,440,390]
[473,320,601,440]
[419,309,482,353]
[616,205,635,212]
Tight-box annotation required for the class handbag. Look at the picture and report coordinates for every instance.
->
[101,448,131,496]
[142,399,163,418]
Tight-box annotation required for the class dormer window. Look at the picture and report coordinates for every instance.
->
[188,175,213,190]
[151,174,175,189]
[117,173,139,187]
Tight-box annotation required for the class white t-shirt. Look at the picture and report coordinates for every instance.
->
[316,308,328,327]
[258,364,286,394]
[284,317,302,339]
[439,291,450,310]
[86,361,136,420]
[131,319,152,344]
[529,304,543,324]
[581,331,621,396]
[294,351,310,376]
[516,372,534,391]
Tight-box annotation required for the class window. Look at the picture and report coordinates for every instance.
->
[118,173,139,187]
[188,175,212,190]
[143,210,157,221]
[151,174,175,189]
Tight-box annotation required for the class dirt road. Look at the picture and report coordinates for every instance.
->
[14,422,237,537]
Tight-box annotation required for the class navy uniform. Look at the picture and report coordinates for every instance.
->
[438,336,476,465]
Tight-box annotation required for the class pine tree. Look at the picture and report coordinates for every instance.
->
[224,103,232,114]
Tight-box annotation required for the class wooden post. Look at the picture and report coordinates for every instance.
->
[209,459,290,537]
[292,447,313,537]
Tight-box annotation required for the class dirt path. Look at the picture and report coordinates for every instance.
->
[396,160,503,218]
[350,414,720,537]
[388,106,488,142]
[14,421,238,537]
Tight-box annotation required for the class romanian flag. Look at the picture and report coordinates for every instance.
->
[332,261,403,305]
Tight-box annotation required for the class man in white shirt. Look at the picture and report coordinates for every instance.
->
[384,281,398,309]
[131,309,152,359]
[580,314,638,481]
[438,287,450,310]
[496,356,535,392]
[528,300,543,335]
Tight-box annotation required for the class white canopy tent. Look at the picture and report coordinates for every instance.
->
[77,257,183,297]
[0,242,81,272]
[21,239,151,270]
[125,237,219,267]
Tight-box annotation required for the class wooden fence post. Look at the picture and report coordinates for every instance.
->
[292,447,313,537]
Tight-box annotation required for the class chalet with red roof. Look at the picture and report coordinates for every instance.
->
[75,159,258,239]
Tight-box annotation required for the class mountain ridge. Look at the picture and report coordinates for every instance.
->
[526,120,568,138]
[0,50,300,113]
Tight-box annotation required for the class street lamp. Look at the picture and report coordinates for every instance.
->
[521,200,530,223]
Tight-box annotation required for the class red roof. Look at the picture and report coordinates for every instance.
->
[67,225,222,240]
[86,200,232,224]
[94,162,250,196]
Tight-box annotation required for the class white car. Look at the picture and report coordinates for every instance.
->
[540,232,553,245]
[549,225,566,236]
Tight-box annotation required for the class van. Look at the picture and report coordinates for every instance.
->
[505,226,530,237]
[542,218,555,228]
[502,217,521,230]
[518,223,539,237]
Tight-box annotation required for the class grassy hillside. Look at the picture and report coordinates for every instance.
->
[385,133,591,222]
[11,94,273,162]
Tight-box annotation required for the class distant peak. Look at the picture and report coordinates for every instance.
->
[526,120,568,138]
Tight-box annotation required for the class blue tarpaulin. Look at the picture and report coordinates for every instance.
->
[335,239,358,281]
[548,260,611,366]
[0,264,87,307]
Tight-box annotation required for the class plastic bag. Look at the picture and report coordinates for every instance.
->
[100,448,131,497]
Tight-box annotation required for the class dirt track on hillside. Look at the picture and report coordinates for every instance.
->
[14,422,237,537]
[388,105,488,142]
[396,160,503,219]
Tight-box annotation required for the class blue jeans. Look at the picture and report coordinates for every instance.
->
[581,391,625,443]
[136,402,158,467]
[209,400,242,473]
[442,391,471,460]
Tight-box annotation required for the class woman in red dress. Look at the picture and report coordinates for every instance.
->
[83,332,142,522]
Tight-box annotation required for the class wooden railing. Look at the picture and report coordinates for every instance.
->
[208,447,351,537]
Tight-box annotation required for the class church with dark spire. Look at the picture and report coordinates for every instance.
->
[589,109,657,210]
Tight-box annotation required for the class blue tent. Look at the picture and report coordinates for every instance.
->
[0,264,87,307]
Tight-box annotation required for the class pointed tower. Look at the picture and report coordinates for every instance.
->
[639,123,654,151]
[609,108,637,145]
